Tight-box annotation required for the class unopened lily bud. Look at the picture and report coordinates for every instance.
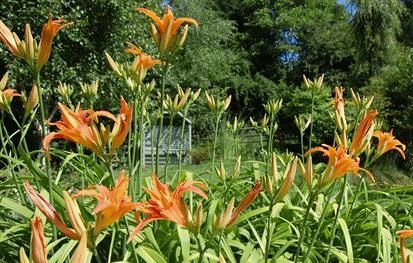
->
[176,24,189,49]
[190,201,204,234]
[0,71,9,91]
[30,216,47,263]
[222,95,231,111]
[57,81,73,104]
[275,157,297,202]
[105,52,121,76]
[19,248,30,263]
[150,23,160,47]
[250,117,258,128]
[261,113,269,128]
[303,74,324,92]
[177,84,184,98]
[24,84,39,117]
[64,191,86,237]
[191,88,201,102]
[264,99,283,115]
[263,175,274,196]
[25,24,35,65]
[205,91,216,112]
[81,80,99,97]
[215,160,226,180]
[232,156,241,178]
[298,156,313,189]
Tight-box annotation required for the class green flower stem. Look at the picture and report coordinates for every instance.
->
[156,62,169,176]
[264,199,275,262]
[309,91,315,149]
[164,114,175,181]
[178,107,189,173]
[35,73,56,240]
[211,112,221,178]
[302,182,336,262]
[346,177,363,222]
[0,117,25,203]
[195,234,207,263]
[131,92,139,198]
[137,99,145,197]
[293,190,316,263]
[300,132,305,161]
[325,175,348,262]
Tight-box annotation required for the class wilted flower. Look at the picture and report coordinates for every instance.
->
[73,171,136,235]
[24,182,84,240]
[397,230,413,263]
[214,182,261,231]
[136,5,199,56]
[128,174,207,242]
[349,110,378,157]
[373,130,406,159]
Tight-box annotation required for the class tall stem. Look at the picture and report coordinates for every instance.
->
[325,176,348,262]
[294,191,316,262]
[155,62,169,175]
[300,132,304,161]
[35,73,56,240]
[164,115,174,182]
[309,91,315,149]
[137,99,145,197]
[195,234,206,263]
[346,177,363,222]
[264,200,275,262]
[211,113,221,179]
[178,108,189,173]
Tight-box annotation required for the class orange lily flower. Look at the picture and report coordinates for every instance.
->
[214,182,261,230]
[137,5,198,55]
[73,171,137,235]
[306,144,374,186]
[373,130,406,159]
[0,88,21,111]
[349,110,378,156]
[397,230,413,263]
[37,16,72,71]
[128,174,208,242]
[24,181,83,240]
[44,97,132,158]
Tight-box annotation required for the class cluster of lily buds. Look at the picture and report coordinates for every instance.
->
[0,17,72,73]
[303,74,324,92]
[80,80,99,98]
[215,156,241,181]
[294,114,312,135]
[106,44,161,92]
[57,81,74,105]
[350,88,374,112]
[129,174,208,241]
[136,5,199,57]
[263,153,298,202]
[227,116,245,135]
[250,113,270,134]
[163,87,190,115]
[205,92,231,115]
[43,97,132,158]
[213,182,261,231]
[264,99,283,116]
[177,85,201,105]
[0,71,21,112]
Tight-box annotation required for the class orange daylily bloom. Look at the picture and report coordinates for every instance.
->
[214,182,261,230]
[306,144,374,186]
[373,130,406,159]
[44,97,132,158]
[137,5,198,55]
[73,171,137,235]
[37,16,72,71]
[397,230,413,263]
[24,181,82,240]
[128,174,208,242]
[349,110,378,156]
